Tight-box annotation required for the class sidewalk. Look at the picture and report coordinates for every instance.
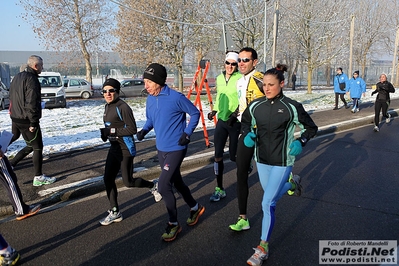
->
[1,97,399,216]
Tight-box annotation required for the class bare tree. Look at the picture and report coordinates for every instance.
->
[19,0,114,83]
[279,0,351,93]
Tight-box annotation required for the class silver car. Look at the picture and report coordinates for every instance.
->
[0,81,10,110]
[63,78,94,99]
[120,79,148,97]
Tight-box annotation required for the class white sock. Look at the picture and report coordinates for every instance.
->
[191,203,198,211]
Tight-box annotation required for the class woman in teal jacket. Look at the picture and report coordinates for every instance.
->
[347,70,366,113]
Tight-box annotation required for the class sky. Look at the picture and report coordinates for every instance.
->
[1,88,398,159]
[0,1,45,51]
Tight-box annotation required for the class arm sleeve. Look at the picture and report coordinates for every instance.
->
[116,104,137,137]
[178,95,200,136]
[240,106,252,135]
[25,76,41,127]
[296,102,318,142]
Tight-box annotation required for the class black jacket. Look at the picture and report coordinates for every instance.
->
[103,98,137,156]
[374,81,395,102]
[9,67,42,127]
[241,94,318,166]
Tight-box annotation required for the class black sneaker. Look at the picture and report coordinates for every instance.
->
[161,223,182,242]
[186,204,205,226]
[16,204,41,221]
[333,107,339,110]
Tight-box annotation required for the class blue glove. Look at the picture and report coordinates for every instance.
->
[244,132,256,148]
[289,140,302,156]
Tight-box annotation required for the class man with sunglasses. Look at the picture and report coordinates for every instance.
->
[229,47,265,232]
[99,78,162,226]
[207,51,242,202]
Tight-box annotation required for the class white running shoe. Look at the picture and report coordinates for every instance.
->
[373,126,379,132]
[386,113,391,123]
[247,245,269,265]
[33,174,56,186]
[100,209,123,225]
[150,179,162,202]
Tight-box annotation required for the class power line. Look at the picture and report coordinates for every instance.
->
[110,0,272,27]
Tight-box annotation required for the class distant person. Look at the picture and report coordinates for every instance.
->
[0,143,41,220]
[137,63,204,242]
[207,51,241,202]
[0,234,20,265]
[347,70,366,113]
[99,78,162,226]
[371,73,395,132]
[242,65,317,265]
[8,55,56,186]
[291,71,297,90]
[333,67,349,110]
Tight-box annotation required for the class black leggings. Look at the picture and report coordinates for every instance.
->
[213,120,240,189]
[10,122,43,176]
[374,100,390,126]
[235,135,254,215]
[103,146,153,210]
[157,149,197,223]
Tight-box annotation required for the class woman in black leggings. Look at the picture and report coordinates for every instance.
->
[372,73,395,132]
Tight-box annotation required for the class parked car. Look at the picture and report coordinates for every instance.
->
[39,72,67,108]
[63,78,94,99]
[119,79,148,97]
[0,81,10,110]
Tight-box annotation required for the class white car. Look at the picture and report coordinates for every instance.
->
[0,81,10,111]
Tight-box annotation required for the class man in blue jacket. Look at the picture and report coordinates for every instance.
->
[333,67,349,110]
[137,63,205,242]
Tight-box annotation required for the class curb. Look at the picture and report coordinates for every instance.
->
[2,109,398,218]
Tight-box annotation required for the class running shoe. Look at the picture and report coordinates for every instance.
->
[100,209,123,226]
[33,174,56,186]
[0,247,20,266]
[161,223,182,242]
[186,204,205,226]
[150,179,162,202]
[288,174,302,196]
[16,204,41,221]
[229,216,250,231]
[386,113,391,123]
[247,245,269,265]
[373,125,379,132]
[209,187,226,202]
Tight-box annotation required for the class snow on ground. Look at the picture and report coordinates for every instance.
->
[1,87,397,158]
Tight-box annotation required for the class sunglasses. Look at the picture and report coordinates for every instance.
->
[237,58,252,63]
[102,89,117,94]
[225,61,238,66]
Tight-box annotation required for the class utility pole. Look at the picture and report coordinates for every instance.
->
[392,27,399,85]
[348,15,355,76]
[271,0,279,68]
[263,0,268,72]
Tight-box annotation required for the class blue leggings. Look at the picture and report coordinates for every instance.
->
[157,149,197,223]
[256,163,292,241]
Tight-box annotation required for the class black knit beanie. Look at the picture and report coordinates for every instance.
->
[353,70,359,75]
[143,63,167,86]
[102,78,121,92]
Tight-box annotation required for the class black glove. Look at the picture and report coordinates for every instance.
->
[136,129,148,141]
[226,112,238,127]
[371,90,377,96]
[100,128,110,142]
[207,110,217,121]
[178,132,190,146]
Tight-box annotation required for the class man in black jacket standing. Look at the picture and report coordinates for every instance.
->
[8,55,56,186]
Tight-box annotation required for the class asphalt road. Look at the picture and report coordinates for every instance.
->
[1,123,399,266]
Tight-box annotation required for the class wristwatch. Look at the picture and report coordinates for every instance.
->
[298,136,308,147]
